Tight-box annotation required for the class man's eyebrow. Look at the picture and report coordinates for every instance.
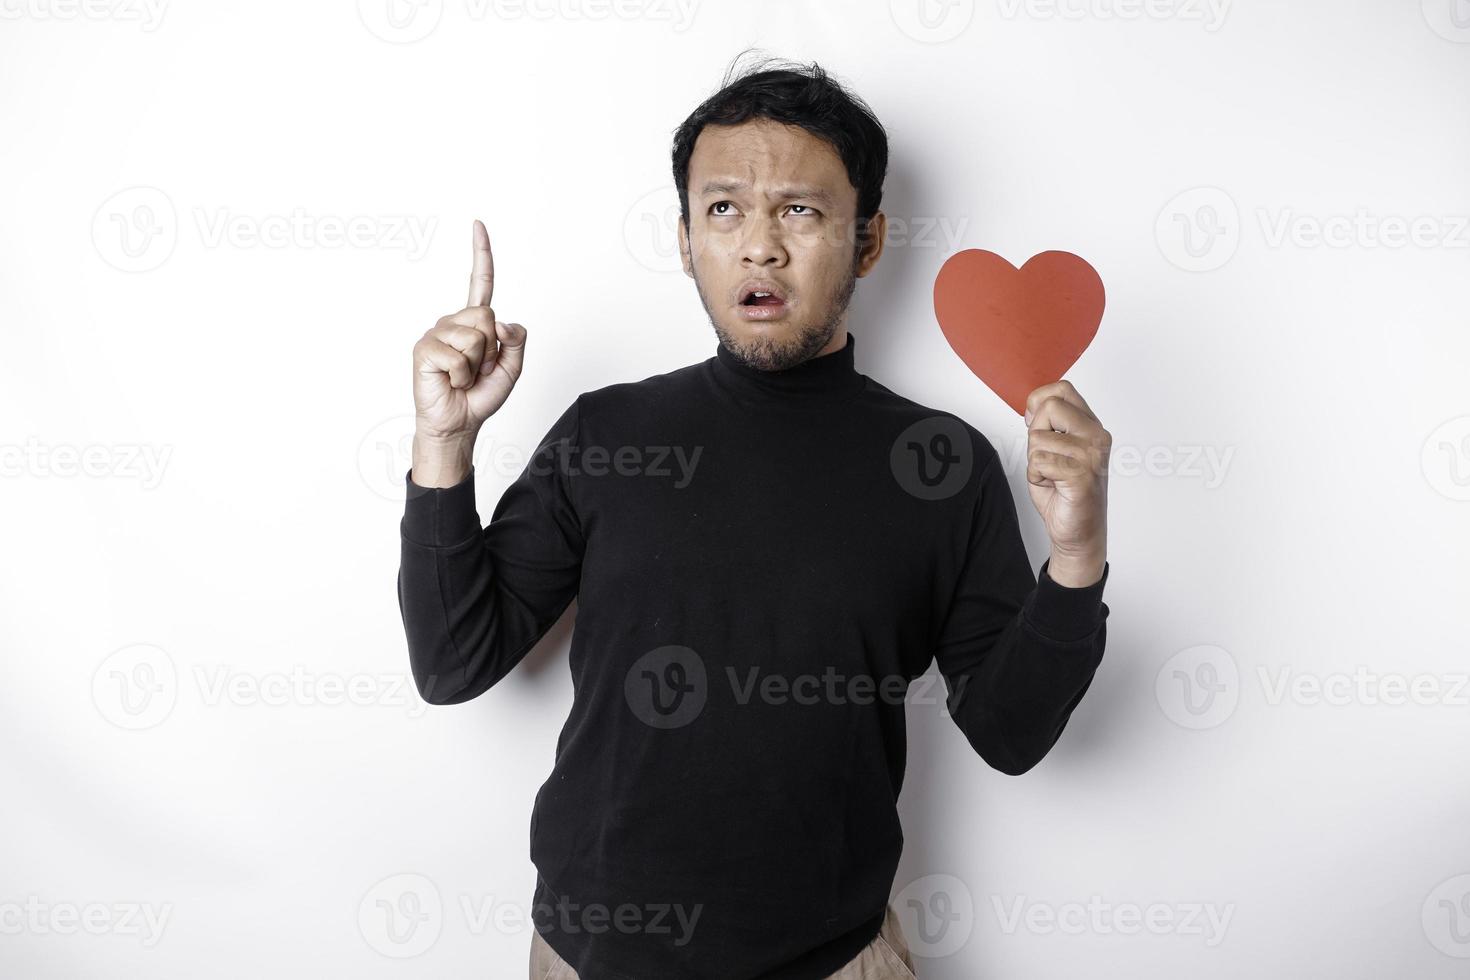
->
[698,180,836,206]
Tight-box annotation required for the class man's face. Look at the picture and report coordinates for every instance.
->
[678,118,885,371]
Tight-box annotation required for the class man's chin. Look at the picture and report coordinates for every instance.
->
[714,318,835,372]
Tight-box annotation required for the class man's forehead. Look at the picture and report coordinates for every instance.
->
[688,119,853,202]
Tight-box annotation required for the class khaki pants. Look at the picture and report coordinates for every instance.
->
[529,901,918,979]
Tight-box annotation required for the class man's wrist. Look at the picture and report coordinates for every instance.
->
[410,431,476,489]
[1046,550,1106,588]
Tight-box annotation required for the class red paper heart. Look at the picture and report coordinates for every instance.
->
[933,249,1104,415]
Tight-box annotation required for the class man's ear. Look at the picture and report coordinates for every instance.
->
[856,210,887,278]
[678,214,694,278]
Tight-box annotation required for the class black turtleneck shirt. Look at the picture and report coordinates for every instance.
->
[396,333,1110,980]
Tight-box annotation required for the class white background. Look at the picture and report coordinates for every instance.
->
[2,0,1468,976]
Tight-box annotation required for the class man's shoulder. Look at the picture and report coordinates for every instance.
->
[860,376,1005,468]
[571,355,710,424]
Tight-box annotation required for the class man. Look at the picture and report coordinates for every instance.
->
[398,57,1111,980]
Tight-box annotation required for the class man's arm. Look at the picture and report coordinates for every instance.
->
[931,448,1109,776]
[398,398,586,705]
[397,218,580,705]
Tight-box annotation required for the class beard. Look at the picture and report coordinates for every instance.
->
[693,253,859,372]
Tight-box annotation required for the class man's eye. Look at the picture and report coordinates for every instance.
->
[709,202,737,216]
[788,205,817,216]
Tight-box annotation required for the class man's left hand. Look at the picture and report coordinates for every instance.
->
[1023,380,1111,588]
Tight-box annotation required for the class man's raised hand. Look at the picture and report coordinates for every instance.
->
[409,219,527,487]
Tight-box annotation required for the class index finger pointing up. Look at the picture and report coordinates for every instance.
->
[467,218,494,307]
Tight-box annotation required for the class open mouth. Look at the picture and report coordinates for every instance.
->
[741,290,785,307]
[740,290,787,307]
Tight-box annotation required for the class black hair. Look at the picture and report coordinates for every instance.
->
[671,51,889,250]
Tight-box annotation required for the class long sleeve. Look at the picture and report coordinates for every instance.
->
[930,448,1110,776]
[396,397,586,705]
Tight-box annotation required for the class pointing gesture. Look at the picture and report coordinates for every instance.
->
[410,219,528,487]
[468,216,495,307]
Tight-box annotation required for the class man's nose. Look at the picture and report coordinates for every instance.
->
[740,215,787,265]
